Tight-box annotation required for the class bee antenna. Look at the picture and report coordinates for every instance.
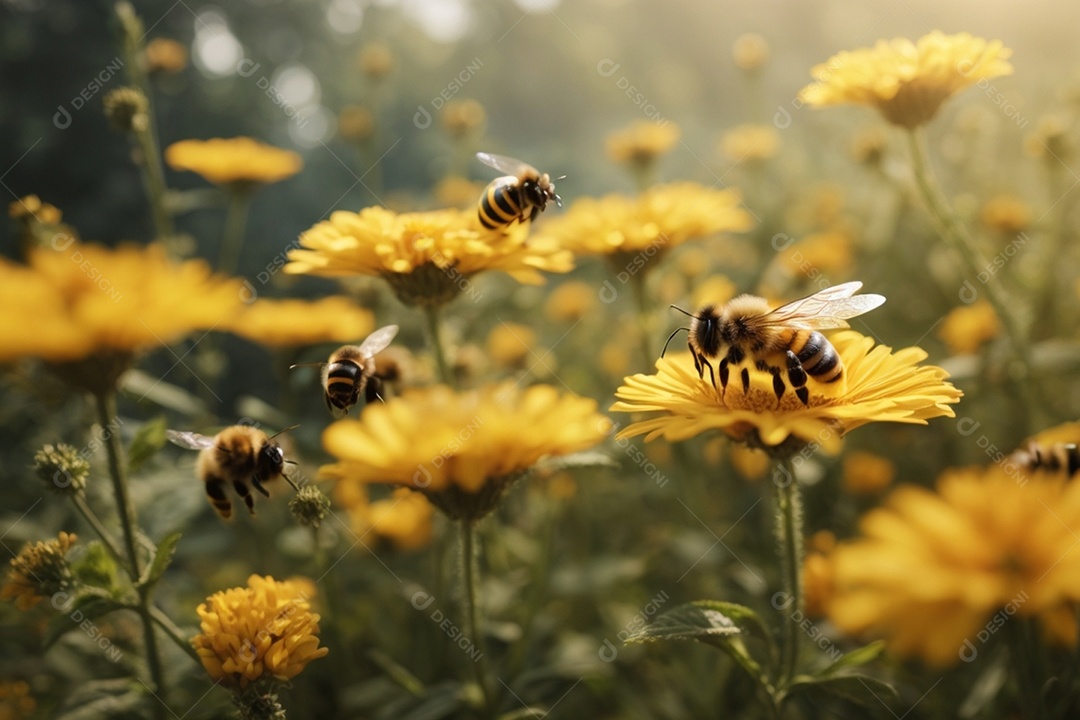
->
[283,472,301,492]
[269,424,300,440]
[661,327,689,358]
[289,362,325,370]
[670,304,698,319]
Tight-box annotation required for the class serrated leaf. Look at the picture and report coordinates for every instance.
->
[820,640,886,677]
[44,596,129,649]
[623,601,740,646]
[127,416,168,473]
[691,600,771,642]
[139,532,182,590]
[72,541,119,591]
[789,673,898,708]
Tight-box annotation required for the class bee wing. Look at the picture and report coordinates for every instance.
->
[476,152,536,177]
[764,282,885,330]
[357,324,399,358]
[166,430,216,451]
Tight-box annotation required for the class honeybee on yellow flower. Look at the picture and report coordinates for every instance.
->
[664,281,885,405]
[476,152,561,229]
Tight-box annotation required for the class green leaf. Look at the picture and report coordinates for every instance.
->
[138,532,182,590]
[623,601,740,646]
[44,596,130,649]
[819,640,886,676]
[789,673,899,708]
[72,541,120,592]
[691,600,772,643]
[127,416,168,473]
[533,451,618,475]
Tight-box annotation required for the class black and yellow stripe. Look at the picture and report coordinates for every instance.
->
[325,361,362,411]
[478,177,524,229]
[790,330,842,383]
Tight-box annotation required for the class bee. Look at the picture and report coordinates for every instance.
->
[166,425,298,520]
[663,281,886,405]
[290,325,399,417]
[476,152,562,229]
[1010,441,1080,478]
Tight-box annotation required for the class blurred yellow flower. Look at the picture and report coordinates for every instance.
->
[605,121,680,167]
[1,532,77,611]
[338,486,435,552]
[600,340,630,377]
[441,99,486,138]
[544,280,596,323]
[612,331,961,454]
[536,183,753,258]
[1020,419,1080,448]
[358,42,394,79]
[780,231,853,277]
[842,450,896,494]
[0,680,36,720]
[980,194,1031,235]
[828,465,1080,665]
[143,37,188,74]
[338,104,375,142]
[192,574,328,689]
[732,32,769,72]
[803,530,836,617]
[284,206,572,307]
[0,242,243,364]
[9,194,62,225]
[433,175,486,210]
[718,124,781,163]
[730,445,769,481]
[165,138,303,188]
[322,383,609,519]
[691,275,737,311]
[851,127,888,167]
[486,322,536,369]
[938,300,1000,355]
[800,31,1014,128]
[226,296,374,348]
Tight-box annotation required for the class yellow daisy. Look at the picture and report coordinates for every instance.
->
[322,382,610,519]
[191,574,329,689]
[827,465,1080,665]
[980,194,1031,235]
[842,450,897,494]
[718,124,781,164]
[612,331,961,455]
[536,183,754,259]
[1,532,77,611]
[165,137,303,188]
[226,296,375,348]
[605,121,681,167]
[335,484,435,551]
[337,105,375,142]
[799,31,1014,128]
[937,300,1000,355]
[732,32,769,72]
[284,206,573,307]
[441,99,486,138]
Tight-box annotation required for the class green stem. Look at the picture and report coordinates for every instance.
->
[148,605,200,665]
[1007,616,1048,720]
[629,269,654,368]
[460,519,494,718]
[772,458,803,689]
[94,392,167,716]
[218,188,253,275]
[71,492,129,574]
[424,304,454,387]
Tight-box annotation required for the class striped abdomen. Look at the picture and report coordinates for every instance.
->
[1014,442,1080,478]
[478,176,526,229]
[788,330,842,383]
[324,359,363,412]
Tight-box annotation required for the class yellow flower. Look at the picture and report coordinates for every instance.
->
[165,138,303,188]
[0,242,243,365]
[433,175,486,210]
[191,574,329,689]
[730,445,769,481]
[358,43,394,79]
[842,450,896,494]
[803,530,836,618]
[827,465,1080,665]
[732,32,769,72]
[322,383,610,519]
[1,532,77,611]
[691,275,737,312]
[937,300,1000,355]
[980,194,1031,235]
[0,680,36,720]
[718,124,781,163]
[351,487,435,551]
[536,183,754,258]
[800,31,1014,128]
[780,231,853,277]
[9,194,62,225]
[605,121,680,167]
[284,206,573,307]
[226,296,374,348]
[544,280,596,323]
[338,105,375,142]
[486,322,536,369]
[1020,420,1080,448]
[441,99,486,138]
[612,331,961,455]
[143,37,188,74]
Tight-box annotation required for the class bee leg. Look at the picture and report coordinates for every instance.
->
[205,476,233,520]
[740,367,751,394]
[233,481,256,515]
[784,350,810,406]
[700,356,717,390]
[718,357,729,390]
[758,361,787,403]
[251,475,271,497]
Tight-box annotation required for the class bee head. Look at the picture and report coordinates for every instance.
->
[257,442,285,476]
[688,305,723,358]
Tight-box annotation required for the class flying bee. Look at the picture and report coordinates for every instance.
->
[663,281,886,405]
[476,152,562,230]
[166,425,299,520]
[290,325,399,417]
[1010,441,1080,478]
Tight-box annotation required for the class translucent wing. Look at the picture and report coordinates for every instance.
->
[357,324,399,359]
[476,152,537,177]
[764,281,885,330]
[166,429,216,451]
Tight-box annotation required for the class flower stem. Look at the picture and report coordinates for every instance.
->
[1007,616,1048,720]
[148,605,201,665]
[772,458,803,688]
[424,304,454,387]
[218,188,253,275]
[94,391,167,717]
[459,519,494,718]
[629,269,654,368]
[71,491,129,574]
